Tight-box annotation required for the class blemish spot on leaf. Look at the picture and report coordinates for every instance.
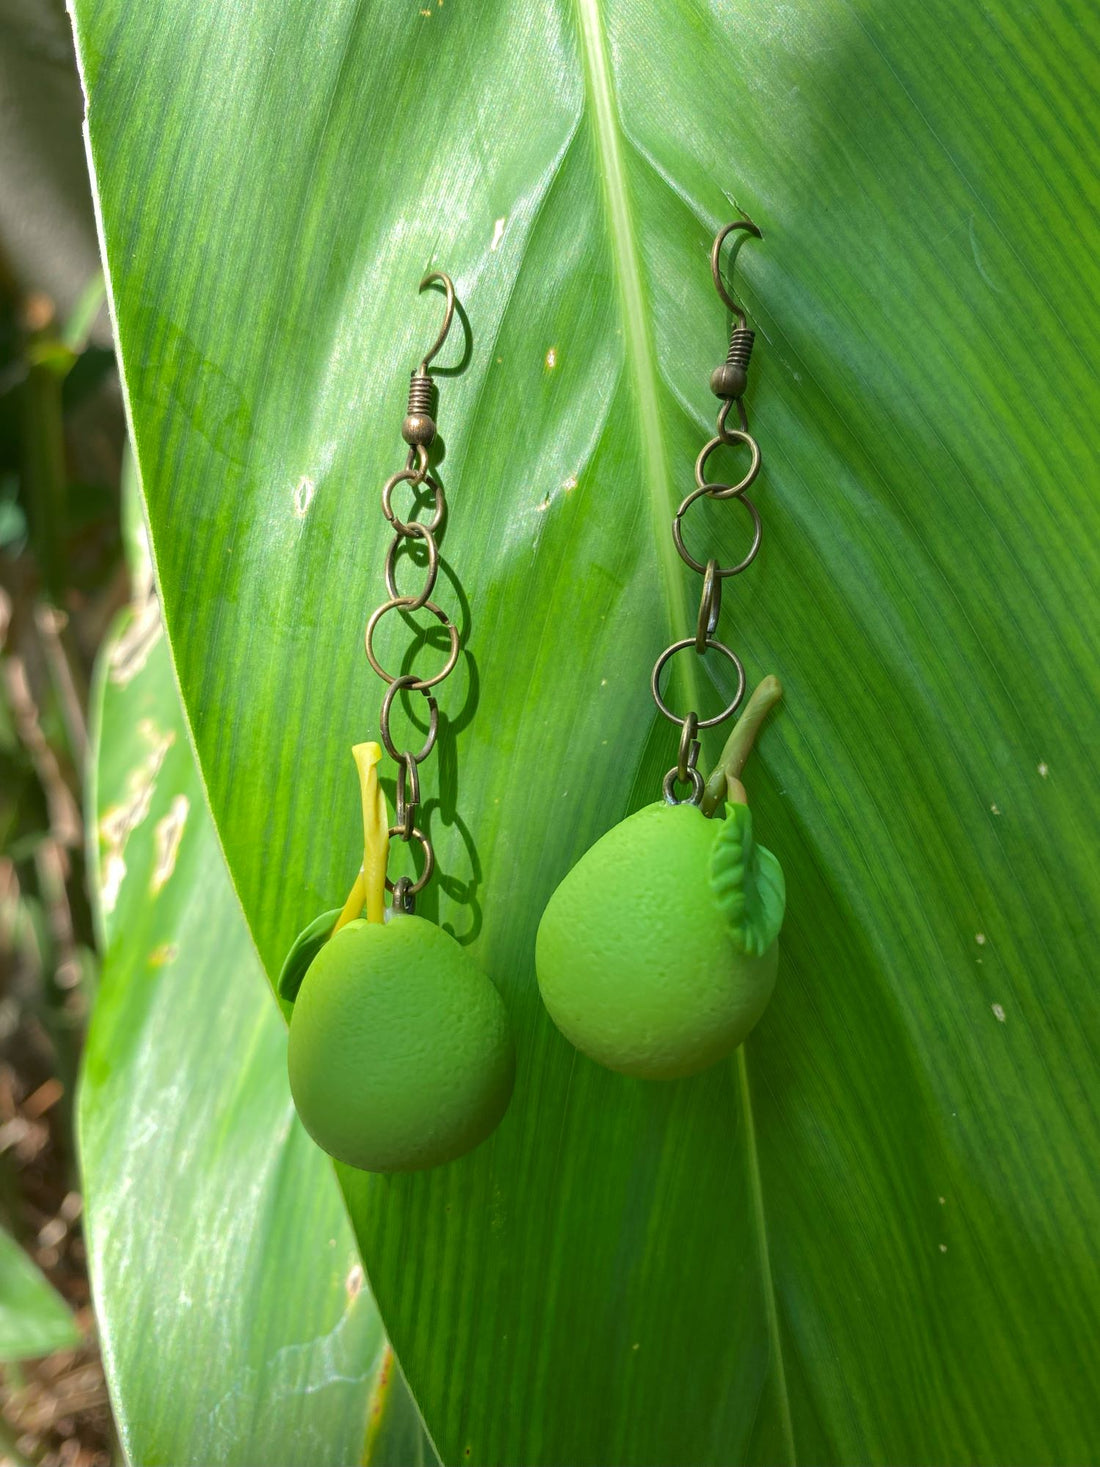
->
[992,1003,1006,1023]
[108,595,162,685]
[148,943,179,967]
[151,795,189,893]
[345,1263,364,1299]
[1037,762,1049,778]
[366,1343,394,1421]
[100,852,126,913]
[562,474,577,492]
[990,803,1001,815]
[975,932,986,946]
[545,346,557,369]
[490,217,506,251]
[938,1196,946,1205]
[99,722,176,911]
[293,476,316,517]
[939,1243,948,1253]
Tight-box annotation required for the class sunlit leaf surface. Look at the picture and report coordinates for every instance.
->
[82,600,432,1465]
[72,0,1100,1461]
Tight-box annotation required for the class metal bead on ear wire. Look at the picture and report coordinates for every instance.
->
[535,222,787,1083]
[279,271,514,1174]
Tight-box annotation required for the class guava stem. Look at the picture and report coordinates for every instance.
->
[328,743,391,931]
[701,675,783,817]
[333,871,366,935]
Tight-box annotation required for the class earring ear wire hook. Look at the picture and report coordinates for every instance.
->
[417,271,455,373]
[711,221,761,328]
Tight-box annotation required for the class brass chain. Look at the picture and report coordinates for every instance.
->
[651,222,763,805]
[363,272,458,912]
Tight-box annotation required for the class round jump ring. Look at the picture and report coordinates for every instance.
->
[379,675,439,763]
[384,526,439,611]
[385,826,434,895]
[364,598,460,689]
[696,560,722,652]
[695,431,760,498]
[391,875,415,914]
[651,638,746,729]
[673,486,761,577]
[382,468,445,536]
[662,765,705,806]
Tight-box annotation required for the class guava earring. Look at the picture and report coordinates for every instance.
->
[536,222,786,1080]
[279,272,514,1171]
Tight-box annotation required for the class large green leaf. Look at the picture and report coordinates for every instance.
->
[0,1225,79,1362]
[72,0,1100,1463]
[82,599,431,1465]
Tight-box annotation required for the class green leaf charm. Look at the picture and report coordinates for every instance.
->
[709,803,786,959]
[276,907,342,1004]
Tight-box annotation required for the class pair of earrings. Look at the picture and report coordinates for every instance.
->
[281,224,786,1174]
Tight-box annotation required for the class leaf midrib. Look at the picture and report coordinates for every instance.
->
[572,5,795,1461]
[572,0,701,721]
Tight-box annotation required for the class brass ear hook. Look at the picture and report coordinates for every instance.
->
[709,221,761,405]
[403,271,456,460]
[417,271,455,374]
[710,220,761,329]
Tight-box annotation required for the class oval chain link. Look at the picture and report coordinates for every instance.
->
[653,223,763,805]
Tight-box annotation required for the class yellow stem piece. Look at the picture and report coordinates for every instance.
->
[355,742,390,923]
[333,872,366,935]
[333,742,390,933]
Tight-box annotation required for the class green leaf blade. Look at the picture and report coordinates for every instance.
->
[0,1227,80,1363]
[71,0,1100,1461]
[81,603,431,1466]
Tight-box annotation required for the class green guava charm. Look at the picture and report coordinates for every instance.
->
[283,742,514,1172]
[288,914,514,1172]
[535,678,785,1079]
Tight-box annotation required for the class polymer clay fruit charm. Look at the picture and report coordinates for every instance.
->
[536,679,785,1080]
[289,909,513,1172]
[537,223,786,1080]
[284,745,514,1172]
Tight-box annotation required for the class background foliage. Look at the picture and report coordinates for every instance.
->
[69,0,1100,1463]
[1,4,122,1455]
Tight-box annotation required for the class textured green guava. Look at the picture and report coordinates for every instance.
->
[535,801,784,1079]
[288,915,514,1171]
